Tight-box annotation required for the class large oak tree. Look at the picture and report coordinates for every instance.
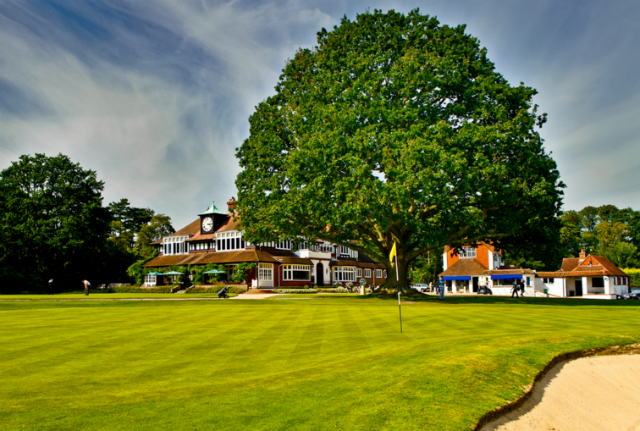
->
[236,9,563,293]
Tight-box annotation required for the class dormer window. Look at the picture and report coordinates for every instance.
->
[460,246,476,259]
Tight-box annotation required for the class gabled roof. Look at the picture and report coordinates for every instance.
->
[440,258,488,277]
[537,255,627,278]
[579,255,627,276]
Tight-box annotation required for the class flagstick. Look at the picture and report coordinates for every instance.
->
[397,249,402,333]
[398,291,402,333]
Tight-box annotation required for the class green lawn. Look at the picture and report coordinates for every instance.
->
[0,292,235,300]
[1,296,639,430]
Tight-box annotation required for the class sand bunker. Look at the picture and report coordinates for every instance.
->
[481,354,640,431]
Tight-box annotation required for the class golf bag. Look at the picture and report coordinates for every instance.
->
[218,286,230,299]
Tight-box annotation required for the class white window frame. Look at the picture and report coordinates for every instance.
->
[357,268,362,277]
[258,263,273,281]
[365,269,371,278]
[376,269,382,278]
[461,246,476,259]
[283,264,311,281]
[333,266,356,282]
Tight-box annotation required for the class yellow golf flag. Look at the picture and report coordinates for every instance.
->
[389,241,397,263]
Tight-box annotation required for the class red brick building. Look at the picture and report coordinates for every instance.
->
[143,198,387,289]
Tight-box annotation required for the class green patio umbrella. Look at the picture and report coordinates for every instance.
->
[147,272,164,276]
[203,270,226,274]
[164,271,184,275]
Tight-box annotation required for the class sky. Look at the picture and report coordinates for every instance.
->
[1,0,639,229]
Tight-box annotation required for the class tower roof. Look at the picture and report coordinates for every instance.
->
[198,201,228,216]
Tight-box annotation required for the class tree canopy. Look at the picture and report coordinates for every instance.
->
[560,205,640,268]
[235,9,563,293]
[0,153,110,291]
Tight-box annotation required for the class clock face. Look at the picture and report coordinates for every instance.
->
[202,217,213,232]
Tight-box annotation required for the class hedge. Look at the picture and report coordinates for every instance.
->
[185,286,243,294]
[316,288,350,293]
[108,286,176,293]
[622,268,640,287]
[275,289,317,294]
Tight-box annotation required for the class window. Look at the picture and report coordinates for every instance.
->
[357,269,362,277]
[334,267,356,282]
[543,278,555,284]
[283,264,311,281]
[258,263,273,281]
[384,271,387,278]
[461,246,476,258]
[365,269,371,278]
[592,277,604,288]
[376,269,382,278]
[340,245,349,255]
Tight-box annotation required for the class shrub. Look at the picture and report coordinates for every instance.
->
[275,289,317,294]
[316,287,349,293]
[108,286,175,293]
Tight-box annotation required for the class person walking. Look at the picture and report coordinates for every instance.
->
[82,279,91,296]
[520,278,526,297]
[511,279,519,298]
[439,277,445,300]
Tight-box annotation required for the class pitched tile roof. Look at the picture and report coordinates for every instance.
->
[561,258,580,272]
[440,258,488,277]
[169,219,201,237]
[484,268,535,275]
[537,255,627,278]
[216,214,241,232]
[142,249,279,267]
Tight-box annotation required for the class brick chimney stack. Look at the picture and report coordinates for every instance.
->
[579,249,586,261]
[227,197,237,212]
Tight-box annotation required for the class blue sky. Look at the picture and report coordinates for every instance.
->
[1,0,639,229]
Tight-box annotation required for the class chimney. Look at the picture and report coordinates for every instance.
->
[227,197,237,212]
[579,249,586,262]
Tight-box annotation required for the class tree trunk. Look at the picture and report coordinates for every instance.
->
[374,252,418,296]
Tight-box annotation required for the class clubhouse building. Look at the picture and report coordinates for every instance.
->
[142,198,387,289]
[440,244,630,299]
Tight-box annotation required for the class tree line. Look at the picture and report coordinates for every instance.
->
[0,153,174,293]
[559,205,640,268]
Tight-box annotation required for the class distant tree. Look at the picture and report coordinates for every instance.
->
[236,9,563,293]
[108,198,154,249]
[0,153,110,291]
[135,214,175,257]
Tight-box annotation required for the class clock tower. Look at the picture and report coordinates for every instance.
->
[198,201,228,234]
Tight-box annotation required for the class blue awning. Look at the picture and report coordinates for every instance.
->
[443,276,471,281]
[491,274,522,280]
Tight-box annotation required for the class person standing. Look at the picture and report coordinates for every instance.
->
[520,278,526,297]
[511,279,519,298]
[82,280,90,296]
[439,277,445,300]
[48,279,54,295]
